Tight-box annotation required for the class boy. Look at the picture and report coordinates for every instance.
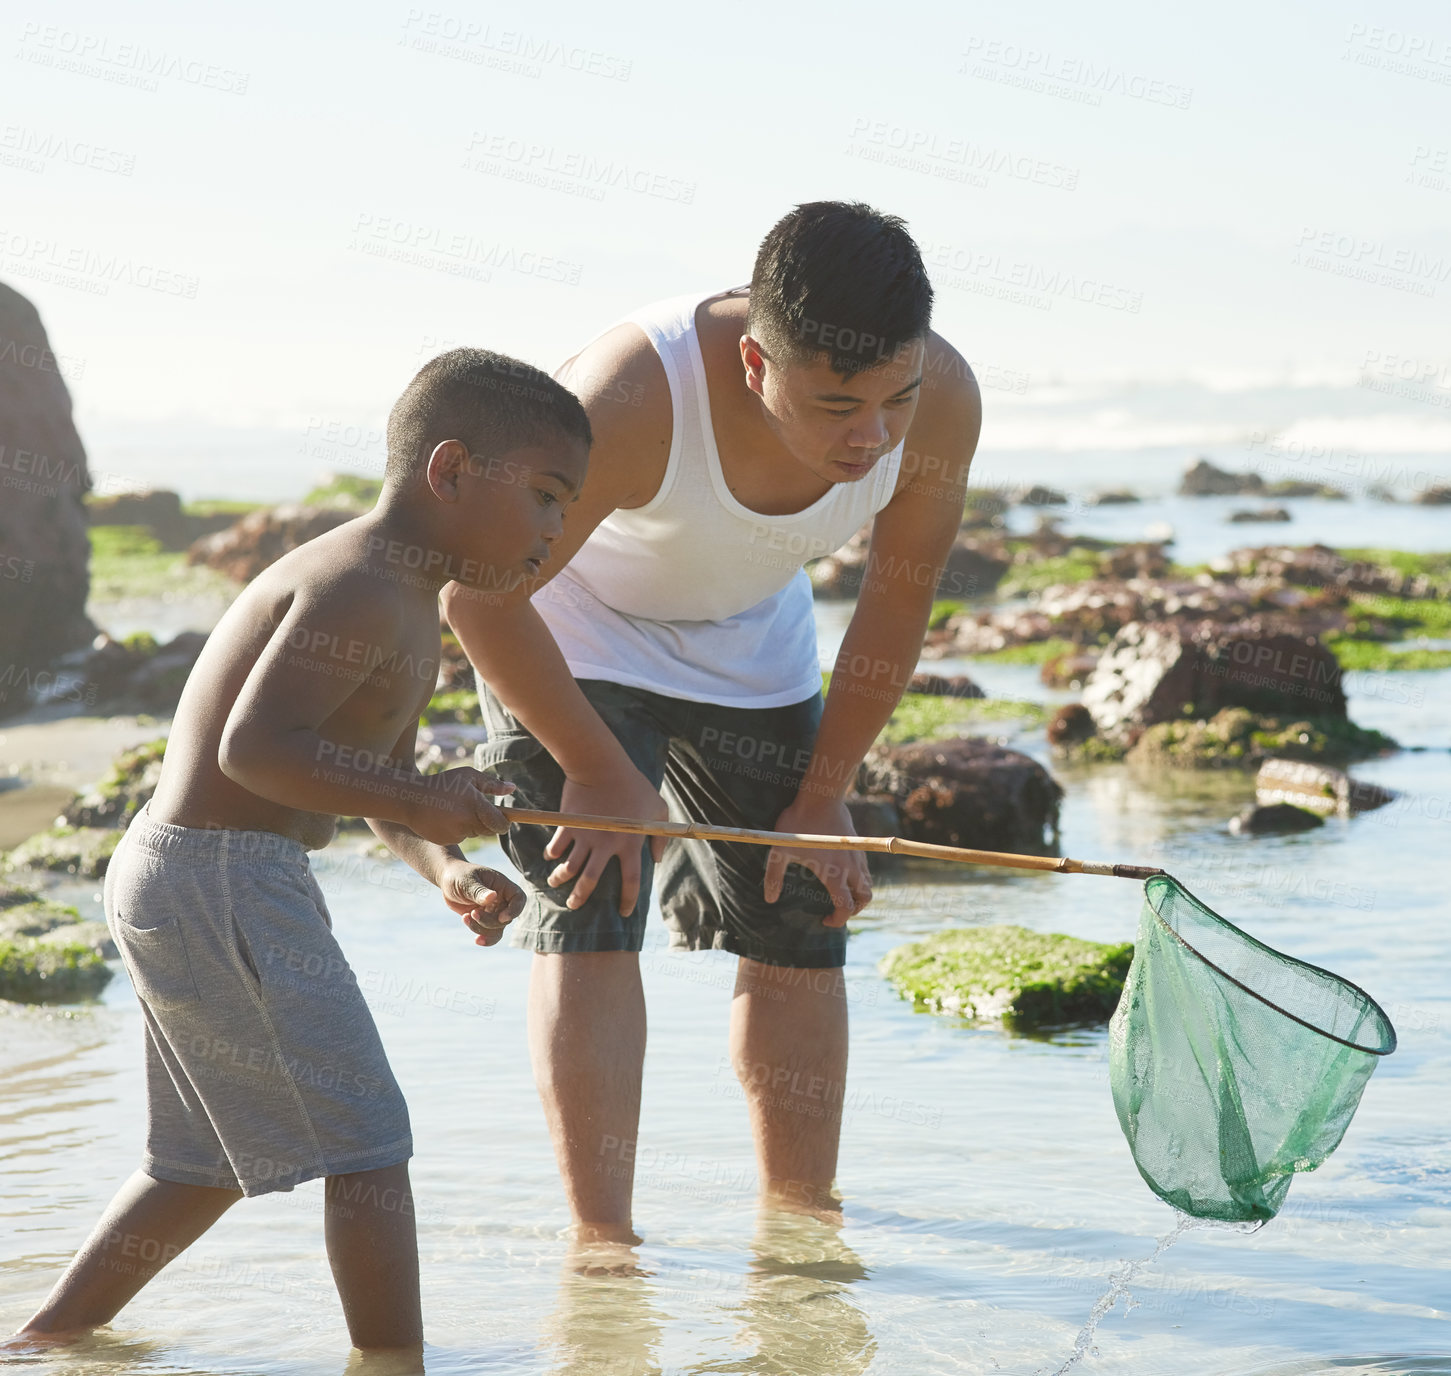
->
[12,348,592,1357]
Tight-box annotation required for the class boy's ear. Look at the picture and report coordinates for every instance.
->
[425,440,469,502]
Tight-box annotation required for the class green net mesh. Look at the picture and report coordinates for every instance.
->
[1109,874,1397,1223]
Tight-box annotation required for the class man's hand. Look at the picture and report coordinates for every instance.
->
[405,767,516,847]
[442,858,526,947]
[543,769,671,917]
[764,796,872,927]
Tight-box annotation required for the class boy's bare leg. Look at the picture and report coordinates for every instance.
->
[16,1170,242,1338]
[527,951,645,1244]
[324,1163,422,1354]
[730,958,848,1218]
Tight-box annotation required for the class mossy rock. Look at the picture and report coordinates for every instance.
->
[0,898,115,958]
[303,475,383,510]
[420,688,480,726]
[0,937,113,1004]
[6,826,122,878]
[880,925,1133,1028]
[63,738,167,828]
[1127,708,1395,770]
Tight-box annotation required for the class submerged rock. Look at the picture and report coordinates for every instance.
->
[860,738,1062,852]
[0,934,112,1003]
[880,925,1133,1027]
[1255,758,1397,815]
[1228,803,1324,835]
[811,524,1009,600]
[1228,506,1292,523]
[1082,620,1347,745]
[1087,488,1140,505]
[904,672,984,699]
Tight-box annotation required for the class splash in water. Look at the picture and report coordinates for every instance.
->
[1050,1211,1264,1374]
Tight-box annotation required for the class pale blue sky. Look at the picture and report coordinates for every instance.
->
[5,0,1450,497]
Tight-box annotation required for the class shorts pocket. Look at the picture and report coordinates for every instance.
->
[111,910,202,1009]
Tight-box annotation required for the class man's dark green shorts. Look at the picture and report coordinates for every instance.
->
[475,679,845,969]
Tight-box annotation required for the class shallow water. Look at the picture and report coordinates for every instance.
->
[3,505,1449,1373]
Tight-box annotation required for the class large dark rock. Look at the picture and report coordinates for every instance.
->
[43,633,206,714]
[0,281,95,718]
[1227,506,1292,523]
[1082,619,1346,745]
[187,503,353,583]
[1228,803,1324,835]
[860,738,1063,852]
[1180,457,1266,496]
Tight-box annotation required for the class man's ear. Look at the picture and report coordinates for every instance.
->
[740,335,768,398]
[425,439,469,501]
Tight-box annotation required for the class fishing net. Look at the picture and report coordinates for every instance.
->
[1109,874,1397,1223]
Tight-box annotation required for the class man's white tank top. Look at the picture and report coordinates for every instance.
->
[533,288,904,708]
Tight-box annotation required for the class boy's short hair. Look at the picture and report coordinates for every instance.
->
[385,348,592,484]
[746,201,934,379]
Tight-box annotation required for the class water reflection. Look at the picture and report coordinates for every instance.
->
[694,1211,873,1376]
[543,1237,664,1376]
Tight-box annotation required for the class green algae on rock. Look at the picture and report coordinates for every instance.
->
[6,825,122,879]
[880,925,1133,1028]
[63,737,167,828]
[1126,707,1395,770]
[0,936,112,1003]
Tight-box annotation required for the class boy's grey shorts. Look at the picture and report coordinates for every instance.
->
[103,804,412,1197]
[476,678,845,969]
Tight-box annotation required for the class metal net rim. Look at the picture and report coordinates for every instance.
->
[1143,874,1398,1057]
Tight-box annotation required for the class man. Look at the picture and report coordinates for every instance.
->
[443,201,981,1240]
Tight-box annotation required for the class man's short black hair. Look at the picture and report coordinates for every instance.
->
[747,201,933,378]
[385,348,592,485]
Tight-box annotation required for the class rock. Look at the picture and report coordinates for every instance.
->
[860,738,1063,852]
[1047,703,1097,747]
[1228,507,1292,523]
[437,635,476,692]
[46,634,205,715]
[0,281,96,718]
[811,524,1009,600]
[0,934,113,1003]
[1228,803,1324,835]
[1014,484,1068,507]
[1180,458,1266,496]
[1126,708,1393,770]
[1413,485,1451,506]
[1097,543,1170,580]
[1263,480,1347,500]
[0,898,115,957]
[1082,620,1346,745]
[87,488,188,547]
[6,825,122,878]
[187,503,354,583]
[844,792,900,837]
[1255,758,1397,816]
[1219,545,1448,603]
[62,738,167,828]
[879,925,1133,1027]
[905,672,984,700]
[1087,489,1141,505]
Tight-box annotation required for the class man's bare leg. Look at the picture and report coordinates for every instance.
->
[528,951,646,1243]
[730,958,848,1216]
[324,1162,422,1355]
[15,1170,241,1340]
